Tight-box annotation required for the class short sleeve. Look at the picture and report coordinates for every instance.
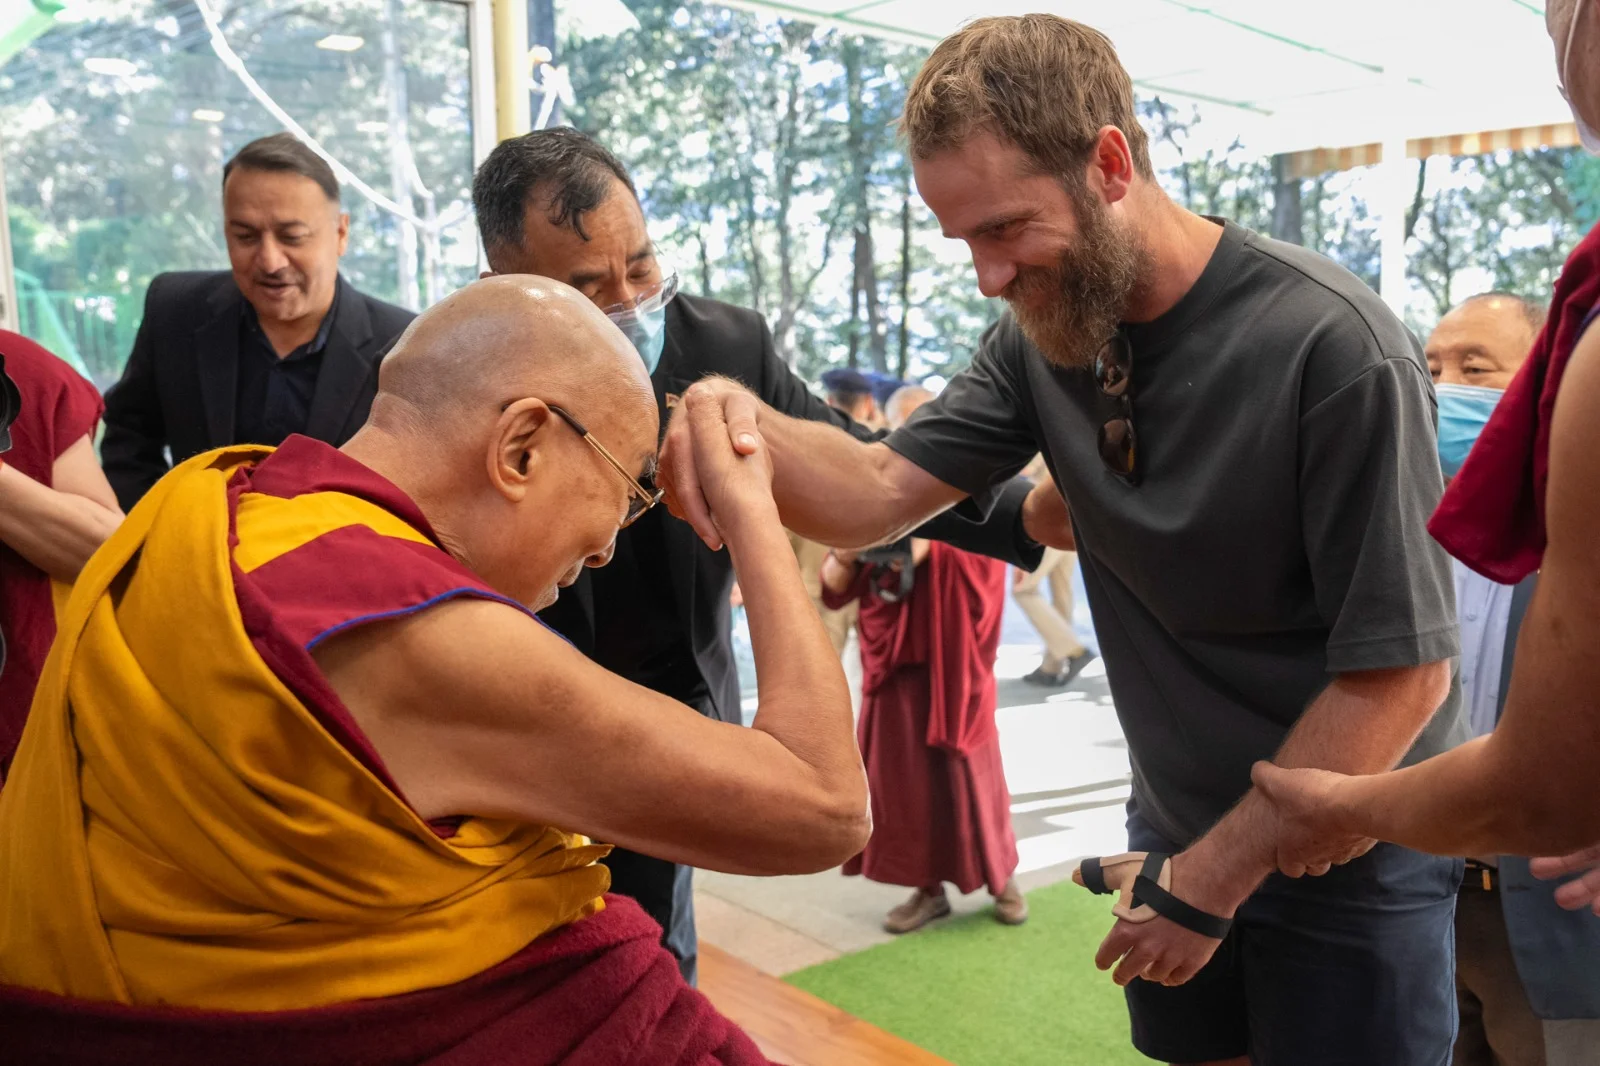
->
[47,364,105,457]
[0,330,104,483]
[1299,356,1459,672]
[884,316,1040,497]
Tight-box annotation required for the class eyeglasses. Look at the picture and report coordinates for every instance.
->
[1094,333,1139,484]
[547,403,663,528]
[598,272,680,322]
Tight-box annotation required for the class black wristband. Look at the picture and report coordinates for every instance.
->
[1130,852,1233,941]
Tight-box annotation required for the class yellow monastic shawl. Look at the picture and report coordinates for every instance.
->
[0,448,609,1010]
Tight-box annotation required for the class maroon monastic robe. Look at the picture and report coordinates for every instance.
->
[825,542,1017,895]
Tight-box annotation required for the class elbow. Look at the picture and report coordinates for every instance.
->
[782,778,873,874]
[1419,659,1452,712]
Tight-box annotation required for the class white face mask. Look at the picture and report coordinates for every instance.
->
[1559,0,1600,153]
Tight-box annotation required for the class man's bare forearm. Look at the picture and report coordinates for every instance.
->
[0,465,122,581]
[750,404,947,548]
[1331,602,1600,857]
[1187,662,1452,909]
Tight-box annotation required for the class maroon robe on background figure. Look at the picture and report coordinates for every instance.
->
[824,542,1018,894]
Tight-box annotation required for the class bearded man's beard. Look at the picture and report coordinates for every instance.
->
[1003,193,1147,369]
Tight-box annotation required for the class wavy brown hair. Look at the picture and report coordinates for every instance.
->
[902,14,1153,186]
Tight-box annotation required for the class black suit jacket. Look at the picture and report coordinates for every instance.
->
[538,292,1039,725]
[101,271,415,510]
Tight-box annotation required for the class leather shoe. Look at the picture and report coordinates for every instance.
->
[883,888,951,934]
[993,879,1029,925]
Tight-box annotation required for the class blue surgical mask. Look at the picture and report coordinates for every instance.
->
[609,303,668,374]
[1436,383,1502,476]
[602,271,679,376]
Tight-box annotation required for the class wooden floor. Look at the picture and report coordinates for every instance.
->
[699,942,953,1066]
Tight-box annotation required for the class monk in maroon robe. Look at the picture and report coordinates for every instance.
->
[819,385,1023,934]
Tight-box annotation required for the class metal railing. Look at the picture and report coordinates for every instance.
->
[12,270,134,386]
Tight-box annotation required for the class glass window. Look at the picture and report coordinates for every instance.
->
[0,0,480,388]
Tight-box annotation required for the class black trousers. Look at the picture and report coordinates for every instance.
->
[603,846,698,985]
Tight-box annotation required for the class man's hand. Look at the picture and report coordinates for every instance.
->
[682,383,776,546]
[1021,475,1075,550]
[659,378,765,550]
[1251,762,1376,876]
[1093,851,1234,986]
[1531,843,1600,915]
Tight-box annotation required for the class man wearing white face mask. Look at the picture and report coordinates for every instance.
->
[1425,294,1600,1066]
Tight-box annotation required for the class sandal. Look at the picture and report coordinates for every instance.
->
[1072,851,1233,940]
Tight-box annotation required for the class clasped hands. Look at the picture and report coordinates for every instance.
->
[1250,761,1600,916]
[657,377,1078,551]
[658,378,775,540]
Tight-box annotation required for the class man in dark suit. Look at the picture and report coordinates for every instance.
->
[472,128,1051,984]
[101,133,415,509]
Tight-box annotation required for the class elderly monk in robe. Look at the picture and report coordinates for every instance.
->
[819,385,1023,935]
[0,276,867,1065]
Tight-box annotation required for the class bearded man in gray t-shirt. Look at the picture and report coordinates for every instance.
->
[657,14,1466,1066]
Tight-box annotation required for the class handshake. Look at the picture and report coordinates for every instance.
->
[659,378,779,550]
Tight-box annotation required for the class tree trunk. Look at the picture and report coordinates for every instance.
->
[698,230,713,298]
[1270,154,1303,246]
[772,61,803,367]
[528,0,559,127]
[1405,156,1429,241]
[896,178,911,380]
[843,38,885,373]
[384,0,419,310]
[741,173,764,316]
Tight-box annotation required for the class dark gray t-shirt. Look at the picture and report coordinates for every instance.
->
[887,220,1466,846]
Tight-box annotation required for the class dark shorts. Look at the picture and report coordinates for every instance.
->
[1125,808,1463,1065]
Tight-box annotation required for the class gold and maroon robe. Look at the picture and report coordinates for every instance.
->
[0,437,766,1065]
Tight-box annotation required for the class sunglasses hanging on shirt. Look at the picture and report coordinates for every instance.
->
[1094,332,1140,485]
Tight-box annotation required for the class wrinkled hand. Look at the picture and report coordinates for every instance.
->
[1531,843,1600,915]
[678,381,775,543]
[1251,762,1376,877]
[1021,477,1075,551]
[659,378,765,550]
[1094,852,1233,987]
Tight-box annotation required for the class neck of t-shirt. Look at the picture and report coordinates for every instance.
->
[1122,216,1244,356]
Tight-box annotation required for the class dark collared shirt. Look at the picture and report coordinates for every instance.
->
[234,280,341,446]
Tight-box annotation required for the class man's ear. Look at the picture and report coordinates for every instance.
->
[1088,125,1136,205]
[488,398,554,501]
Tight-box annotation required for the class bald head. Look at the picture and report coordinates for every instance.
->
[343,275,661,609]
[1427,292,1543,391]
[885,385,936,430]
[376,274,653,432]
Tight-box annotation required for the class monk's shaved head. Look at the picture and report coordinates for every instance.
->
[375,274,653,437]
[885,385,936,430]
[342,274,661,609]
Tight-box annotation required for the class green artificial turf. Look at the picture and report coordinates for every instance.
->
[785,879,1151,1066]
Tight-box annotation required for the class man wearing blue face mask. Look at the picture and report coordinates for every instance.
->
[1427,293,1600,1066]
[470,128,1053,985]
